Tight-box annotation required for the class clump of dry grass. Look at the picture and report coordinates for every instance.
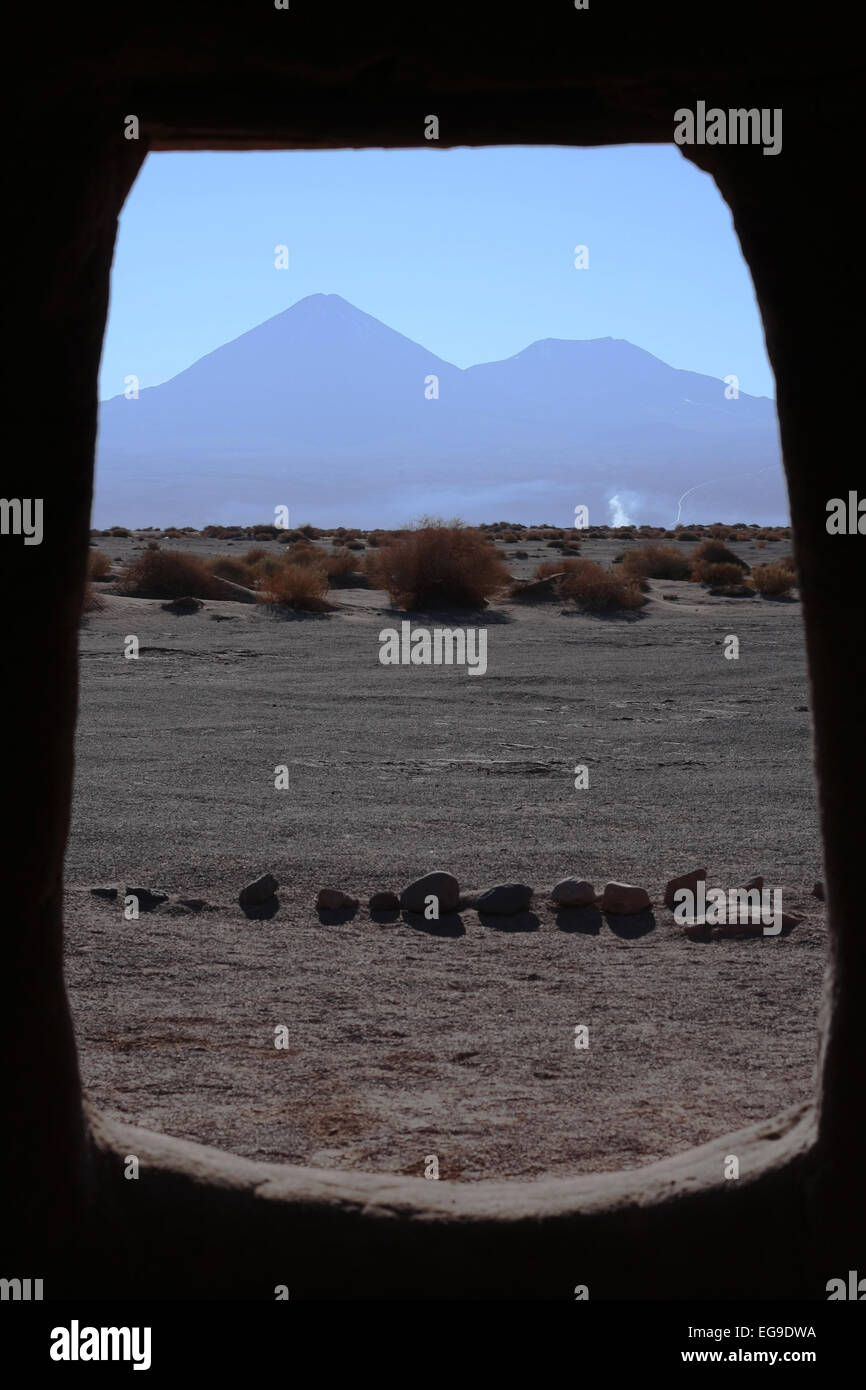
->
[88,550,112,580]
[534,558,584,580]
[620,543,692,581]
[283,542,324,568]
[752,560,797,597]
[531,557,643,612]
[202,524,243,539]
[694,561,748,587]
[117,549,227,599]
[560,559,644,612]
[257,560,332,610]
[209,554,254,585]
[367,522,510,609]
[322,548,358,577]
[223,547,285,586]
[691,538,748,569]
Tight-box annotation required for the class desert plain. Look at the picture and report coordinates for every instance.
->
[64,531,825,1181]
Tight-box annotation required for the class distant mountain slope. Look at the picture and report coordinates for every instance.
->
[95,293,785,526]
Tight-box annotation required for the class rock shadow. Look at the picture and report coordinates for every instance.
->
[241,897,280,921]
[316,906,359,925]
[400,910,465,938]
[478,911,540,933]
[369,909,401,925]
[603,909,656,938]
[555,905,603,935]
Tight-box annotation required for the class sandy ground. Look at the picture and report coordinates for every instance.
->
[64,535,826,1180]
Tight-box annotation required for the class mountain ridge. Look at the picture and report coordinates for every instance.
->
[95,293,785,526]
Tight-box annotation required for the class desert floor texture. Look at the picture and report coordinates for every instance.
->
[64,535,825,1180]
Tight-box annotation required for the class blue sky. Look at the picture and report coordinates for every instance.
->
[100,145,774,401]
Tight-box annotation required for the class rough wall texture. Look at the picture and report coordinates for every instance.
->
[3,3,862,1296]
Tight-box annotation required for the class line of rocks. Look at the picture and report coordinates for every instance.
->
[93,866,813,929]
[312,867,805,930]
[90,885,214,914]
[314,871,658,916]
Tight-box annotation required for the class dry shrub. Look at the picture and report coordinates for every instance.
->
[677,530,698,542]
[243,547,270,565]
[557,558,644,612]
[244,548,287,585]
[534,558,585,580]
[694,561,748,586]
[88,550,112,579]
[146,539,160,551]
[692,538,748,568]
[283,542,325,570]
[209,547,287,588]
[368,523,510,609]
[257,560,332,610]
[532,557,642,611]
[752,560,796,597]
[209,554,254,585]
[117,549,226,599]
[621,543,692,580]
[323,548,358,577]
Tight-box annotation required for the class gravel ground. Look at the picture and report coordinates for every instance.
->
[64,535,826,1180]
